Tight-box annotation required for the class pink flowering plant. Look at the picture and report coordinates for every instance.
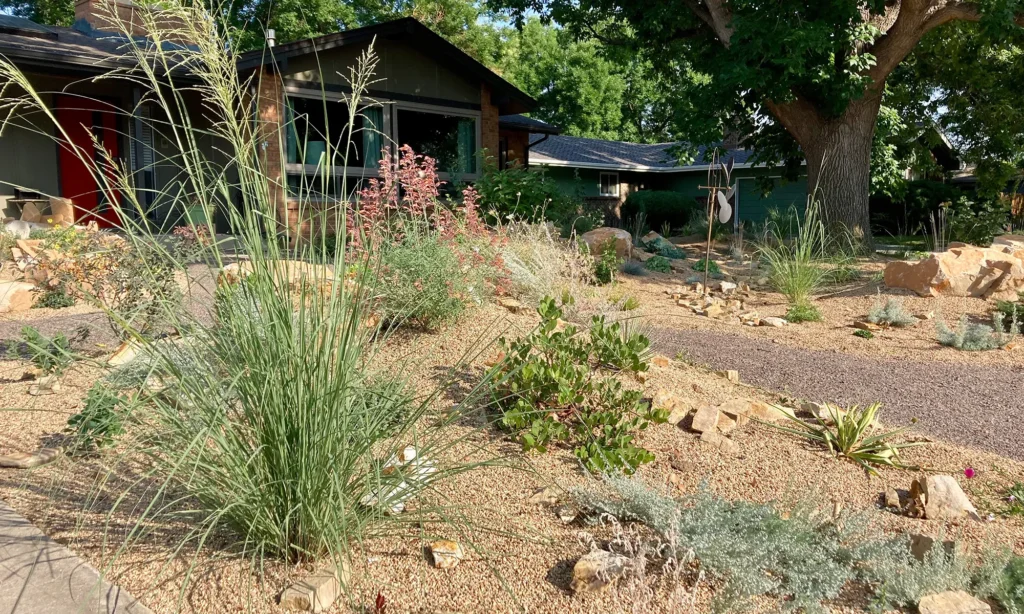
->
[355,145,508,329]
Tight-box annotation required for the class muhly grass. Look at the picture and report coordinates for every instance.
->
[0,0,514,601]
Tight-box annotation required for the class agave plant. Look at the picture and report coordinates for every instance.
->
[767,402,925,475]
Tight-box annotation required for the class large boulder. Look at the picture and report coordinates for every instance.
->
[884,245,1024,300]
[581,227,632,259]
[993,234,1024,261]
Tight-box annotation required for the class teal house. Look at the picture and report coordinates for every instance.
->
[526,132,808,229]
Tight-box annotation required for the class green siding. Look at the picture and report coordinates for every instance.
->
[734,173,808,226]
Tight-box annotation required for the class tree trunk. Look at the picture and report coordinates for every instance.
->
[798,96,881,244]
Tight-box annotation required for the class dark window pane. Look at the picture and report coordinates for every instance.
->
[286,96,371,168]
[396,109,476,174]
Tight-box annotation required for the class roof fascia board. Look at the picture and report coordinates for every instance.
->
[531,158,806,173]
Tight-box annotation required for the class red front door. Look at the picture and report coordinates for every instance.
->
[56,96,121,228]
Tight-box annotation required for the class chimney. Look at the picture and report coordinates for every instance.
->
[74,0,194,44]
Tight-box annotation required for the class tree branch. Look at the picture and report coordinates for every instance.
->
[681,0,734,46]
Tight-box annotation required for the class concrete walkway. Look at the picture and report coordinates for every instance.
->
[0,500,150,614]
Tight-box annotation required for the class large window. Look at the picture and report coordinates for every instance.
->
[286,96,384,169]
[599,172,620,197]
[395,108,478,176]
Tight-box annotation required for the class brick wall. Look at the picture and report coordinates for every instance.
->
[480,83,500,166]
[75,0,194,44]
[501,128,530,167]
[253,67,290,237]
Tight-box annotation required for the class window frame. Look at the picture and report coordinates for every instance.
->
[391,100,482,181]
[599,172,620,197]
[282,86,391,182]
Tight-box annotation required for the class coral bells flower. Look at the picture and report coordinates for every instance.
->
[964,467,976,479]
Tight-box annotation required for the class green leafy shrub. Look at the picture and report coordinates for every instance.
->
[644,255,672,273]
[768,402,923,475]
[66,383,124,452]
[692,257,720,274]
[33,285,76,309]
[593,239,621,285]
[786,302,823,323]
[854,329,874,339]
[474,162,593,236]
[868,297,917,328]
[679,214,730,241]
[490,297,666,473]
[376,230,475,329]
[621,191,697,231]
[620,260,648,277]
[996,556,1024,613]
[20,326,76,375]
[936,314,1019,351]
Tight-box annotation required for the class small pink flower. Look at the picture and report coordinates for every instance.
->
[964,467,976,479]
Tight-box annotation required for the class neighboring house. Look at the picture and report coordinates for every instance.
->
[528,134,809,229]
[0,6,540,235]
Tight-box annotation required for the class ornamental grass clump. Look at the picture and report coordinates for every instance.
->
[489,296,667,473]
[0,1,497,578]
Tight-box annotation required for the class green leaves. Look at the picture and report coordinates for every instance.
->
[489,295,662,473]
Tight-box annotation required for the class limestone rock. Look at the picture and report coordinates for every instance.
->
[528,486,562,506]
[0,447,62,469]
[429,540,464,569]
[910,534,956,562]
[884,488,901,509]
[554,504,578,524]
[917,591,991,614]
[651,355,670,368]
[498,297,524,313]
[716,413,738,433]
[48,197,76,226]
[581,227,632,259]
[718,369,739,383]
[760,317,788,327]
[854,321,881,332]
[690,405,720,433]
[570,549,629,594]
[911,475,981,522]
[884,246,1024,300]
[107,339,143,367]
[719,281,738,294]
[280,564,347,612]
[28,374,60,396]
[0,281,36,313]
[699,431,739,455]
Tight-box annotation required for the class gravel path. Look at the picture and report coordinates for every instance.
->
[653,327,1024,460]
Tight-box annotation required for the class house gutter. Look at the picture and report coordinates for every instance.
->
[529,157,806,173]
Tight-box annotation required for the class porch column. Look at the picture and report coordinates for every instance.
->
[480,83,500,166]
[254,67,290,238]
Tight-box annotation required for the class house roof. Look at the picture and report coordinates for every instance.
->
[0,16,136,73]
[529,134,757,173]
[498,114,560,135]
[238,17,536,114]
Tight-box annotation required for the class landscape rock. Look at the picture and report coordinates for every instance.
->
[719,281,738,294]
[0,447,62,469]
[528,486,562,506]
[652,389,689,425]
[690,405,720,433]
[280,564,347,612]
[917,590,991,614]
[716,413,738,433]
[554,504,578,524]
[718,369,740,383]
[650,355,670,368]
[910,475,981,522]
[760,317,788,327]
[716,398,785,424]
[498,297,524,313]
[428,540,465,569]
[699,431,740,455]
[570,549,629,594]
[884,488,902,509]
[0,281,36,313]
[884,245,1024,300]
[910,534,956,562]
[107,339,143,367]
[581,227,632,259]
[854,321,881,332]
[28,374,61,396]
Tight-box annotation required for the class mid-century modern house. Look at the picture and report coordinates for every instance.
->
[527,134,810,229]
[0,4,543,235]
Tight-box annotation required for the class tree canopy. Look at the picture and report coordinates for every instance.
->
[492,0,1024,238]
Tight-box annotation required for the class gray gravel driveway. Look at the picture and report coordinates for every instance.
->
[653,327,1024,460]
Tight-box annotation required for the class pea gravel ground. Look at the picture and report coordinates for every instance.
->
[652,326,1024,460]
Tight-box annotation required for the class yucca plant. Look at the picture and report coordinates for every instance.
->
[767,402,925,475]
[0,0,505,596]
